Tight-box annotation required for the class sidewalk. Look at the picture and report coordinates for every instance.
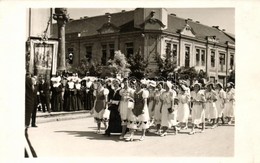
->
[36,110,92,124]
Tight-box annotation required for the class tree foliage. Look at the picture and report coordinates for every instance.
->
[107,50,131,78]
[128,49,150,79]
[177,66,208,85]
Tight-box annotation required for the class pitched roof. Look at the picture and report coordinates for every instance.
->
[165,15,235,44]
[51,9,235,44]
[52,10,135,37]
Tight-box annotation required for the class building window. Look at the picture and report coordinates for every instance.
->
[196,49,200,66]
[201,50,205,66]
[195,48,206,66]
[219,53,225,65]
[109,44,115,60]
[230,53,234,69]
[211,50,215,67]
[85,46,92,62]
[166,43,171,58]
[172,44,177,58]
[125,42,134,58]
[185,46,190,67]
[101,44,107,65]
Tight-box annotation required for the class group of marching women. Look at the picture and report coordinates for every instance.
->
[89,77,235,141]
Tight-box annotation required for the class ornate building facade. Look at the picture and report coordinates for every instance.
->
[52,8,235,85]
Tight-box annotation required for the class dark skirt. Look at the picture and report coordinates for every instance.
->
[64,90,76,111]
[51,93,62,112]
[84,91,94,110]
[105,104,122,134]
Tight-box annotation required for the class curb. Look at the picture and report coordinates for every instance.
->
[36,110,92,123]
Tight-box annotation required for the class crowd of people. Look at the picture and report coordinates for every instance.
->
[86,76,235,141]
[25,73,235,142]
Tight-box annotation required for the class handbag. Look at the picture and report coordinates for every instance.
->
[168,107,174,114]
[128,99,134,109]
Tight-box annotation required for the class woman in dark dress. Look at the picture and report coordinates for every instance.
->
[64,78,76,111]
[85,79,94,110]
[104,79,122,136]
[51,78,63,112]
[75,79,82,111]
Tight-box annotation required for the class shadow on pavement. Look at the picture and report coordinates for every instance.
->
[55,130,122,142]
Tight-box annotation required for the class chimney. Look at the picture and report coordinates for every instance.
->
[150,10,156,17]
[105,12,110,15]
[187,18,193,21]
[121,10,126,12]
[222,29,226,32]
[107,15,111,23]
[83,16,88,19]
[195,21,200,23]
[212,26,220,29]
[170,13,176,16]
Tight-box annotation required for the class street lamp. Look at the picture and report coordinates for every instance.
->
[78,32,81,66]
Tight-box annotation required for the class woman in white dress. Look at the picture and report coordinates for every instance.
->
[160,81,177,136]
[215,82,226,125]
[126,81,150,141]
[153,82,165,135]
[118,78,135,139]
[147,81,156,125]
[205,83,218,129]
[225,82,235,125]
[176,84,190,130]
[190,83,206,134]
[91,80,109,134]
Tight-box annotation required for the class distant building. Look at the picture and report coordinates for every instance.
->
[52,8,235,85]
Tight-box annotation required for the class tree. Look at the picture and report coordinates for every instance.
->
[106,50,131,78]
[177,66,208,85]
[128,49,150,79]
[156,51,177,79]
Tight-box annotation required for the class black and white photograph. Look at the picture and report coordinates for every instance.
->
[1,1,260,162]
[24,7,235,157]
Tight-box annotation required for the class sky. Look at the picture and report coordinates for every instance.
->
[67,8,235,34]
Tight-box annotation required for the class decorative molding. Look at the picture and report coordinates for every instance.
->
[97,23,120,34]
[180,23,196,37]
[207,36,220,43]
[140,18,166,29]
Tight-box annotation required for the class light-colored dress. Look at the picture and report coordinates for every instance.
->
[176,93,190,123]
[160,90,176,128]
[191,90,206,124]
[205,90,218,119]
[93,88,109,122]
[118,87,135,125]
[216,89,226,118]
[127,89,150,129]
[153,89,165,125]
[148,89,155,119]
[225,88,235,117]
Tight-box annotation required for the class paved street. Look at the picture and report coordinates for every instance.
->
[28,115,234,157]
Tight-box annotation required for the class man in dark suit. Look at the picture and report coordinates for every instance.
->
[39,77,51,113]
[25,74,37,157]
[31,76,39,127]
[25,75,34,127]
